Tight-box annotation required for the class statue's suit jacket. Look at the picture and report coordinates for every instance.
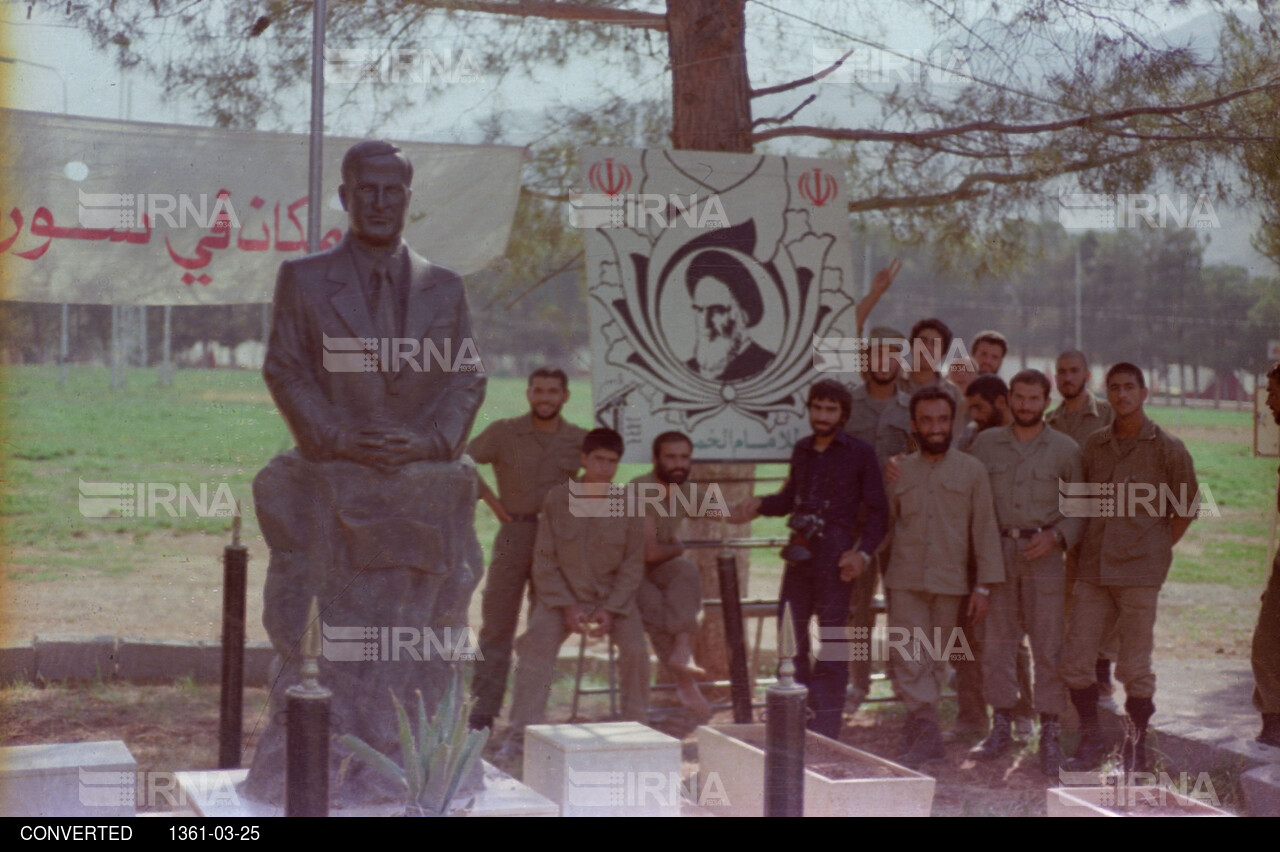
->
[262,234,486,461]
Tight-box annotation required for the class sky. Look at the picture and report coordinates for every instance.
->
[0,0,1270,275]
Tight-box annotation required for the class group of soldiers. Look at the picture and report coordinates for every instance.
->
[465,369,713,746]
[253,139,1278,790]
[461,328,1280,775]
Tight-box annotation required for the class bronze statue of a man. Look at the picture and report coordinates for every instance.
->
[244,140,487,807]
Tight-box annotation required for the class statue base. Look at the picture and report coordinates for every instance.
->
[242,451,484,806]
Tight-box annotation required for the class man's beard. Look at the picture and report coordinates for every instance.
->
[811,419,842,438]
[694,318,744,375]
[1012,409,1043,428]
[532,402,564,422]
[865,367,897,388]
[1058,381,1083,400]
[656,463,689,484]
[912,430,952,455]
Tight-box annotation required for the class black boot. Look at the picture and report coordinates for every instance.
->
[1122,696,1154,773]
[1066,685,1109,771]
[898,716,923,758]
[1095,657,1114,698]
[1039,713,1064,776]
[1259,713,1280,748]
[902,717,946,768]
[969,707,1013,760]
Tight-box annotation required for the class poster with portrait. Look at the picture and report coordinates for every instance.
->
[580,146,857,463]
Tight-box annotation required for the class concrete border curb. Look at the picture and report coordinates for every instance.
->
[3,638,276,687]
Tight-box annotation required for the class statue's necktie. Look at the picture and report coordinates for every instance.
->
[370,265,399,342]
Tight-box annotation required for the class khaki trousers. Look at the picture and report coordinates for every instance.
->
[1062,582,1159,699]
[636,557,701,664]
[888,587,964,719]
[1066,543,1119,661]
[1252,550,1280,714]
[509,600,650,730]
[983,538,1066,714]
[471,521,539,718]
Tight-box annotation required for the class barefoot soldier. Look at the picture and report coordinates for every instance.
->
[632,431,713,717]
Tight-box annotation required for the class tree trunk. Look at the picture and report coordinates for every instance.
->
[667,0,752,153]
[667,0,759,681]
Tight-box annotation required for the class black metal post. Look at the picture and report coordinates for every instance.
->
[715,551,753,723]
[765,602,807,817]
[218,511,248,769]
[286,598,331,817]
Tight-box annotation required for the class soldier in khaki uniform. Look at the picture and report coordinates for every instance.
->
[967,370,1083,774]
[508,428,648,735]
[844,327,914,710]
[467,368,587,730]
[1048,349,1117,699]
[631,431,711,717]
[884,386,1004,767]
[970,330,1008,377]
[1047,350,1114,446]
[1253,362,1280,748]
[1064,363,1198,772]
[899,318,966,442]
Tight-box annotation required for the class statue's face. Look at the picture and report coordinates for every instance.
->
[340,154,412,248]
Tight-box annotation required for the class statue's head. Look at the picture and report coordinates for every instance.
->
[338,140,414,249]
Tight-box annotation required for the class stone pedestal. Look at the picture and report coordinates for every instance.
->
[523,722,683,817]
[243,453,484,806]
[0,741,136,817]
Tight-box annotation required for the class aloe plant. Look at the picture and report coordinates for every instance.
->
[339,671,490,816]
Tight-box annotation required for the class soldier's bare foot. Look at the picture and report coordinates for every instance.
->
[668,632,707,678]
[674,670,713,718]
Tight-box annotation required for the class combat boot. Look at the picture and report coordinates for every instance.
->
[1095,657,1114,698]
[1066,685,1109,771]
[969,707,1013,761]
[1121,696,1154,773]
[898,716,923,758]
[1259,713,1280,748]
[901,717,946,768]
[1038,714,1063,776]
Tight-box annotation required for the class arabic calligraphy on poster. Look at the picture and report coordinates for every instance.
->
[0,191,338,289]
[0,109,524,304]
[581,146,857,463]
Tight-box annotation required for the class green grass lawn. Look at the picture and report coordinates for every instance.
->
[2,365,1274,593]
